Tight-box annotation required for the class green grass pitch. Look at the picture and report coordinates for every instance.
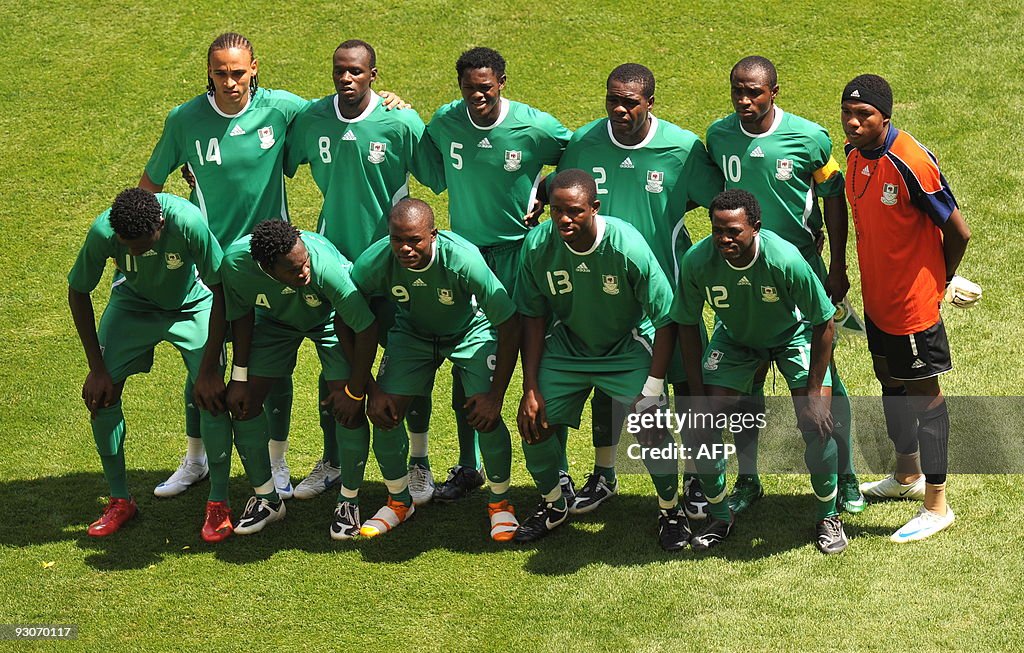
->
[1,1,1022,650]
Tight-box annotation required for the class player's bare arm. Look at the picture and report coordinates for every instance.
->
[193,284,228,416]
[517,314,548,444]
[823,192,851,302]
[68,287,119,417]
[798,318,836,439]
[465,314,521,433]
[322,316,379,428]
[137,171,163,194]
[225,308,255,420]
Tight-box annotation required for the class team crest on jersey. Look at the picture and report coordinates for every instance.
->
[258,126,275,149]
[504,150,522,172]
[165,252,183,270]
[437,288,454,305]
[602,275,620,295]
[881,182,899,206]
[645,170,664,193]
[368,141,387,164]
[775,158,793,181]
[761,285,779,303]
[303,293,322,307]
[704,349,723,371]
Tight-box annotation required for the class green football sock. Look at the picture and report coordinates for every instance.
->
[803,430,839,520]
[830,368,856,475]
[734,384,765,478]
[451,374,480,469]
[595,465,617,485]
[372,422,410,484]
[696,429,730,520]
[522,433,562,496]
[263,376,293,443]
[184,377,200,438]
[337,420,370,494]
[92,401,129,499]
[317,376,340,466]
[478,421,513,502]
[232,414,272,489]
[199,410,233,503]
[406,395,432,433]
[554,425,569,472]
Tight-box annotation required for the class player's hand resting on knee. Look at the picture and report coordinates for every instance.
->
[322,387,365,428]
[798,393,834,441]
[464,391,503,434]
[367,390,401,430]
[193,370,226,416]
[226,380,250,420]
[517,389,550,444]
[82,368,115,418]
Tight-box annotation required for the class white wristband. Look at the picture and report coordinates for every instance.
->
[231,365,248,382]
[642,376,665,397]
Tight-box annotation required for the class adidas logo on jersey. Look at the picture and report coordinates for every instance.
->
[281,287,296,294]
[342,132,357,141]
[576,262,591,272]
[413,278,427,287]
[861,165,871,177]
[750,146,765,158]
[229,125,246,137]
[142,249,158,257]
[478,138,492,149]
[620,157,634,169]
[738,276,751,286]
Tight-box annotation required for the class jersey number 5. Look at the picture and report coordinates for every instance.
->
[545,270,573,295]
[194,138,222,166]
[450,143,463,170]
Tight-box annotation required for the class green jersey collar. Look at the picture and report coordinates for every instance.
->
[206,91,253,119]
[606,115,659,150]
[563,215,606,256]
[725,233,761,271]
[739,107,785,139]
[466,97,510,131]
[334,91,381,123]
[409,240,438,273]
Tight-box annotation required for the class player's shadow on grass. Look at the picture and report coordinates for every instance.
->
[0,472,893,572]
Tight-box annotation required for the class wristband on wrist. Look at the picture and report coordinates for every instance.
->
[230,365,248,382]
[642,375,665,397]
[344,384,365,401]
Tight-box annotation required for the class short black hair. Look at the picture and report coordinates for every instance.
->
[710,189,760,226]
[207,32,258,96]
[731,55,778,88]
[456,47,506,79]
[550,168,598,205]
[109,188,162,239]
[607,63,655,99]
[336,39,376,68]
[389,198,435,228]
[250,220,300,268]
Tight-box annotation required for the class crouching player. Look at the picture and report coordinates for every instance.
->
[68,188,232,539]
[347,199,520,541]
[514,169,688,550]
[670,189,847,554]
[212,220,377,537]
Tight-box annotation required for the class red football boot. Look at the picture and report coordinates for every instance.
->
[87,497,138,537]
[201,501,234,543]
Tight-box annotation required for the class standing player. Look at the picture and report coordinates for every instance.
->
[514,170,688,551]
[284,39,450,505]
[139,33,404,500]
[670,190,847,554]
[67,188,235,541]
[841,75,976,542]
[705,56,863,515]
[215,221,378,535]
[425,46,573,502]
[549,63,722,516]
[349,200,520,541]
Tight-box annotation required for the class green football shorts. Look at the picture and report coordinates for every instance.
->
[538,364,647,433]
[701,323,833,393]
[478,240,522,297]
[377,315,496,397]
[248,313,351,381]
[97,294,212,384]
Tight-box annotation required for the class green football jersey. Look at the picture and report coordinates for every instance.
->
[284,91,446,261]
[672,230,836,350]
[426,98,572,246]
[144,87,309,246]
[557,116,723,283]
[705,108,844,260]
[352,231,516,339]
[68,193,222,311]
[221,230,374,333]
[516,216,673,372]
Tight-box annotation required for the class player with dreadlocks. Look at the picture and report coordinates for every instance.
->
[139,33,405,503]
